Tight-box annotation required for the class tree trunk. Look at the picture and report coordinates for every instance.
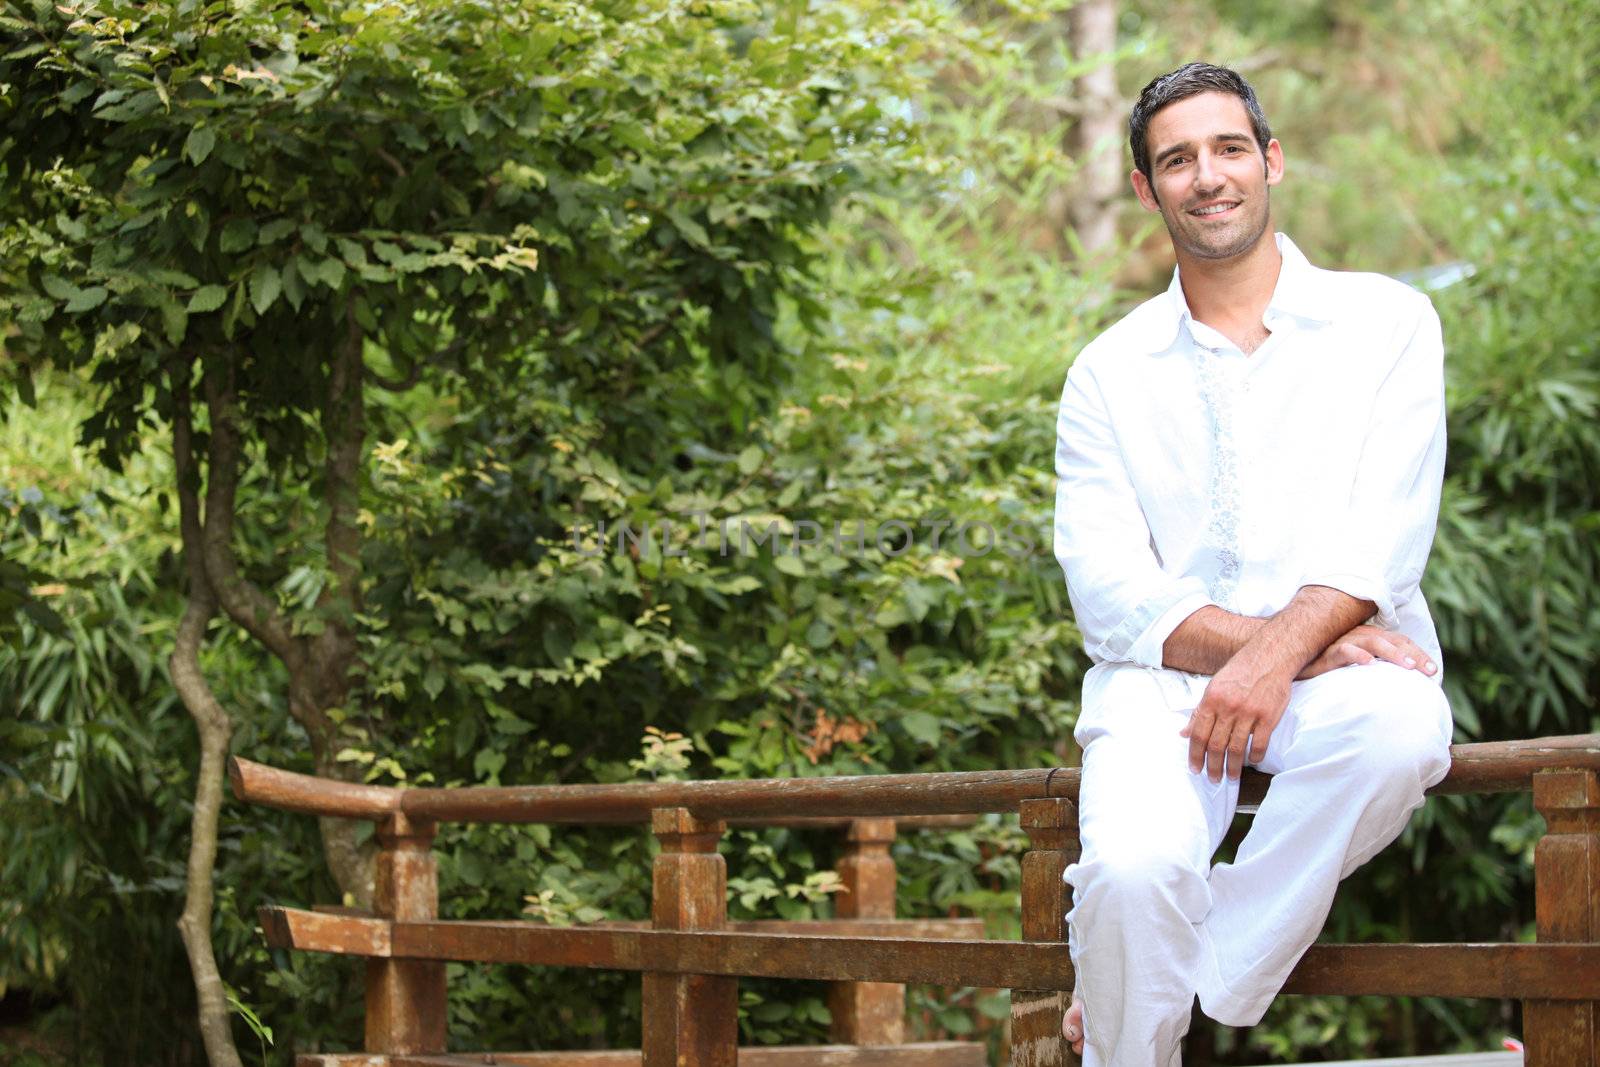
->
[1058,0,1122,258]
[200,360,377,910]
[170,371,246,1067]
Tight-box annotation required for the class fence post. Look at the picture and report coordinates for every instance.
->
[1012,797,1079,1067]
[1525,769,1600,1066]
[828,817,905,1046]
[643,807,737,1067]
[366,811,447,1054]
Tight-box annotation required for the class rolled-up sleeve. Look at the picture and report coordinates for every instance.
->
[1054,362,1213,666]
[1301,293,1447,631]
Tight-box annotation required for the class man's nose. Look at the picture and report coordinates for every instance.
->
[1193,151,1223,192]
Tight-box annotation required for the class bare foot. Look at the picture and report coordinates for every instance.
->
[1061,995,1085,1056]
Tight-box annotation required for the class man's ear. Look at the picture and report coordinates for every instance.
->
[1264,137,1285,187]
[1131,168,1161,212]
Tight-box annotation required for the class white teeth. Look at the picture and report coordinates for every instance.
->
[1192,203,1236,216]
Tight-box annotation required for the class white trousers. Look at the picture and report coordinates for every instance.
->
[1064,660,1454,1067]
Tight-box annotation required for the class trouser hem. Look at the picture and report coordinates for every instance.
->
[1195,924,1276,1028]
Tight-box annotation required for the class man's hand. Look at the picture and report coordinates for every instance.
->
[1181,651,1292,783]
[1297,624,1437,680]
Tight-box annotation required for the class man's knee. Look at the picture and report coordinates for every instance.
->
[1321,664,1453,788]
[1070,840,1209,918]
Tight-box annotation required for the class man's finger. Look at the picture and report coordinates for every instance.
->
[1204,717,1233,783]
[1224,718,1251,781]
[1366,636,1409,667]
[1340,640,1374,666]
[1186,707,1214,773]
[1248,721,1274,764]
[1392,635,1439,676]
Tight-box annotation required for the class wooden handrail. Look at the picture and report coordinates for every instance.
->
[229,734,1600,824]
[234,742,1600,1066]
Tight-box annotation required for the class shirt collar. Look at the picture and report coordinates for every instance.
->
[1142,232,1333,354]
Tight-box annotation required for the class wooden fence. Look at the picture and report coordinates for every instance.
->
[230,734,1600,1066]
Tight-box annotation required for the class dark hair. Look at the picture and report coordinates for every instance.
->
[1129,62,1272,184]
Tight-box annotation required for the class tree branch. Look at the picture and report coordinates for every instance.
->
[168,361,246,1067]
[199,365,307,672]
[314,303,365,662]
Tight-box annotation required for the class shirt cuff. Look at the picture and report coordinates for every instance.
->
[1125,591,1217,668]
[1092,576,1214,668]
[1301,571,1398,631]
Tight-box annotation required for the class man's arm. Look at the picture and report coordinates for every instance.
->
[1162,606,1264,674]
[1163,603,1438,679]
[1178,584,1445,782]
[1053,361,1215,667]
[1179,586,1370,782]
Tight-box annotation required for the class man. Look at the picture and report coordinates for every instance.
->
[1051,62,1453,1066]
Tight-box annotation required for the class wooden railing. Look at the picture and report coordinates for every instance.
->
[230,734,1600,1066]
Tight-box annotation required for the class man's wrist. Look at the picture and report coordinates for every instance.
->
[1223,638,1301,682]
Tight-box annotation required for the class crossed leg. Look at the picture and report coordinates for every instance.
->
[1063,661,1452,1066]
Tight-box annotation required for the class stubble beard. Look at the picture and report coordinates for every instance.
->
[1164,189,1272,262]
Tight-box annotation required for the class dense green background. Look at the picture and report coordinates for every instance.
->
[2,0,1597,1063]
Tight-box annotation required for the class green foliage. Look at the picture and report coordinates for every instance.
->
[2,1,1598,1065]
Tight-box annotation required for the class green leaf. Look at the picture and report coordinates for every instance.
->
[220,219,257,253]
[64,286,107,312]
[336,238,368,267]
[281,259,305,311]
[160,301,188,344]
[40,275,79,301]
[901,711,942,746]
[183,126,216,166]
[186,285,227,313]
[666,206,710,247]
[258,219,296,245]
[249,262,281,314]
[313,257,346,290]
[773,554,805,577]
[737,445,763,475]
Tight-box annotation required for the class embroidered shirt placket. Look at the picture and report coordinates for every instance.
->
[1194,341,1244,610]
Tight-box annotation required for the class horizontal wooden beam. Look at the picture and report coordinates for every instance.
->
[232,736,1600,824]
[406,768,1060,823]
[230,757,401,819]
[261,906,391,957]
[262,908,981,953]
[262,908,1600,999]
[725,814,978,831]
[299,1044,985,1067]
[588,918,986,939]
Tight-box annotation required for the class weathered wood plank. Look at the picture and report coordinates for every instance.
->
[261,904,391,956]
[230,756,400,818]
[296,1044,985,1066]
[1524,769,1600,1067]
[260,909,981,957]
[587,918,986,939]
[233,736,1600,824]
[366,814,447,1056]
[1246,1056,1522,1066]
[1283,942,1600,999]
[726,814,978,830]
[262,909,1600,999]
[399,768,1070,823]
[827,818,904,1046]
[266,908,1600,999]
[1012,798,1077,1067]
[641,808,737,1067]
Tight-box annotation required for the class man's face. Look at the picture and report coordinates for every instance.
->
[1131,91,1284,261]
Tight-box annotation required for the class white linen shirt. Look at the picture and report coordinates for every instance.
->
[1052,232,1447,675]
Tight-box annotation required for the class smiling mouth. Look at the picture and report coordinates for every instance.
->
[1188,201,1240,219]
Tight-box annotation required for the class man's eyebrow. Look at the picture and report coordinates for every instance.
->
[1152,132,1256,167]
